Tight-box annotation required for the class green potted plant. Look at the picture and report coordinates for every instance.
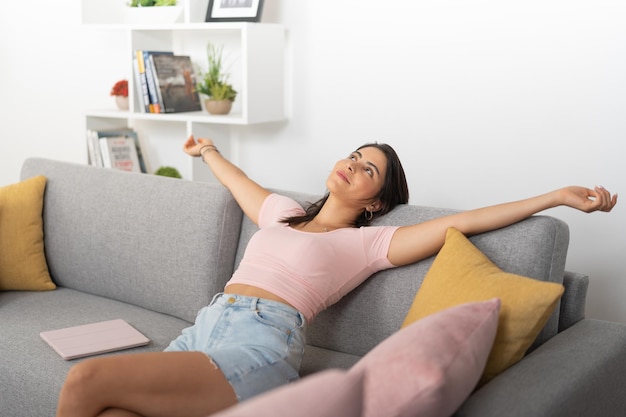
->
[196,43,238,115]
[129,0,177,6]
[154,166,181,178]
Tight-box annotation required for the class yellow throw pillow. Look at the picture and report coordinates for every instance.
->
[402,227,563,385]
[0,175,55,291]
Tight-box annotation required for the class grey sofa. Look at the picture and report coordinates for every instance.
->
[2,158,626,416]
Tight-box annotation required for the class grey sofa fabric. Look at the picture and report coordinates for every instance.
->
[1,288,189,417]
[455,319,626,417]
[20,158,243,323]
[2,158,625,417]
[559,271,590,332]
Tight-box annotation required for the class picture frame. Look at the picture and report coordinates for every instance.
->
[205,0,265,23]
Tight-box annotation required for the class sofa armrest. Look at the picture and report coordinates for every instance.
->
[454,319,626,417]
[559,271,589,331]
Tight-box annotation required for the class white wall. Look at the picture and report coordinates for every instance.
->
[1,1,624,323]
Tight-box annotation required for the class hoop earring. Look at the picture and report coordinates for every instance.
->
[365,210,373,221]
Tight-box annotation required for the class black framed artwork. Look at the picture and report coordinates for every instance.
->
[205,0,265,22]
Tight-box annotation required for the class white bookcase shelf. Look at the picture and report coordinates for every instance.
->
[82,0,222,25]
[82,0,286,181]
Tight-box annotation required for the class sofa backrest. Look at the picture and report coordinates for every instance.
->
[234,190,570,356]
[21,158,243,323]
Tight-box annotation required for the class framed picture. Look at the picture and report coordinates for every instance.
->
[205,0,265,22]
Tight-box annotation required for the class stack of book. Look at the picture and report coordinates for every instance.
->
[133,50,202,113]
[86,127,146,174]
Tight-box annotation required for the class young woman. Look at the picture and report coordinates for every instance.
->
[56,136,617,417]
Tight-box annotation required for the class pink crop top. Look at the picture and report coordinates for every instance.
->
[226,193,399,322]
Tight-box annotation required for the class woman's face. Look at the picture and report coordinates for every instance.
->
[326,146,388,207]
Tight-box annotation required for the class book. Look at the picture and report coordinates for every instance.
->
[87,127,146,173]
[142,50,174,113]
[105,128,147,173]
[149,53,202,113]
[86,129,104,167]
[121,129,147,174]
[132,56,146,113]
[134,50,151,113]
[100,136,142,173]
[86,130,97,166]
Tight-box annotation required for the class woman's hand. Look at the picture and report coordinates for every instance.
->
[557,186,618,213]
[183,135,214,157]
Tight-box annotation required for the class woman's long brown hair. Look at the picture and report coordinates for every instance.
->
[282,143,409,228]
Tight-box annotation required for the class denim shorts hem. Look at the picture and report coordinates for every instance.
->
[165,293,307,402]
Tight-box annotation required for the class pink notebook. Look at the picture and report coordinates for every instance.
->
[40,319,150,360]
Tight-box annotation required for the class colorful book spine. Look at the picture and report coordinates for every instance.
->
[143,51,161,113]
[135,50,151,113]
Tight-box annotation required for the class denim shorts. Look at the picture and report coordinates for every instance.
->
[164,293,307,401]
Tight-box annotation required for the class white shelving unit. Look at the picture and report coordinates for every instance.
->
[81,0,286,182]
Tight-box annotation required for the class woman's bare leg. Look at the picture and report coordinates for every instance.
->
[56,351,237,417]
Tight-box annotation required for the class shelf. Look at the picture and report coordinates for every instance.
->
[82,0,215,25]
[85,22,285,125]
[83,21,274,31]
[82,1,287,182]
[86,109,251,126]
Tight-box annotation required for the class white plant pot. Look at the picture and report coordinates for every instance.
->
[115,95,129,111]
[124,6,184,24]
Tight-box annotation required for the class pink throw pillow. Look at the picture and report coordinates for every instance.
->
[213,369,363,417]
[350,298,500,417]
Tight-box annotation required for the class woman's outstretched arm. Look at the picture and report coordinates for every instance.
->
[183,135,270,225]
[388,186,618,266]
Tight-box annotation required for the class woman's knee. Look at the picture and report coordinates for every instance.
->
[57,359,110,416]
[62,358,105,397]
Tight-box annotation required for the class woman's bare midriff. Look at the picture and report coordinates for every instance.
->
[224,284,296,310]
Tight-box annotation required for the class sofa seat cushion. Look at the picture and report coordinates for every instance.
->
[300,345,361,376]
[0,175,55,291]
[403,228,565,385]
[0,288,191,416]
